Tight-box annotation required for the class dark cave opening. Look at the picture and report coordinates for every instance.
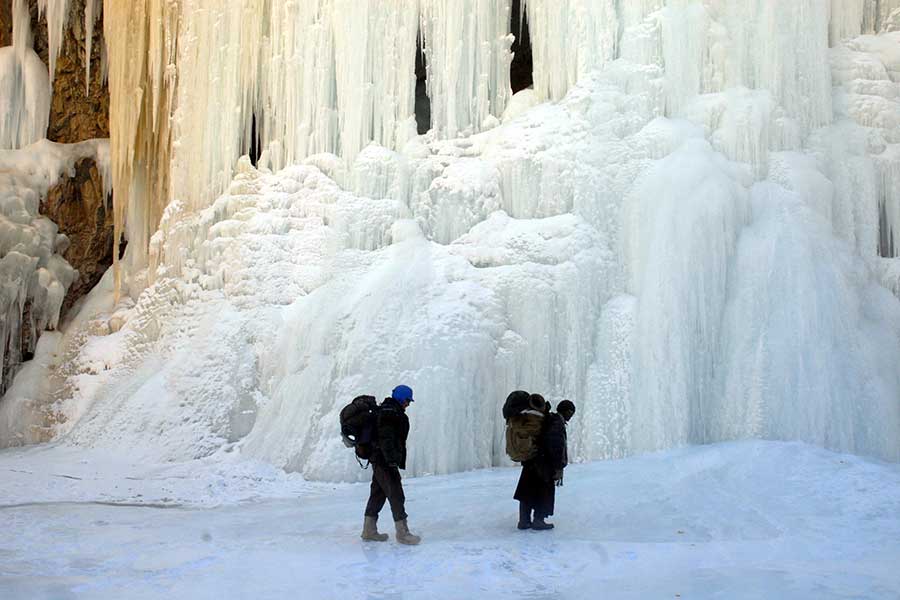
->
[249,112,262,167]
[415,31,432,135]
[510,0,533,94]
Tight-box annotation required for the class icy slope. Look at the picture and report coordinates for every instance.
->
[1,441,898,599]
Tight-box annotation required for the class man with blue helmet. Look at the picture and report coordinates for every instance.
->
[361,384,421,545]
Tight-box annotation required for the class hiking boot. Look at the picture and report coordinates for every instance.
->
[361,516,388,542]
[531,517,554,531]
[517,502,532,530]
[395,519,421,545]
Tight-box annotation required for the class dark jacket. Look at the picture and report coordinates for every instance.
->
[540,412,568,474]
[374,398,410,469]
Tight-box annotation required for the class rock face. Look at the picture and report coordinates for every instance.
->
[0,2,11,47]
[41,158,114,317]
[6,0,111,143]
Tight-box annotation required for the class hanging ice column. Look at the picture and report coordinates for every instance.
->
[108,0,518,289]
[419,0,514,137]
[1,0,51,150]
[525,0,619,102]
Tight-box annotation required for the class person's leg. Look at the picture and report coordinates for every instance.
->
[379,465,408,523]
[378,466,420,545]
[514,463,537,529]
[518,500,532,529]
[532,478,555,530]
[365,466,388,517]
[362,465,389,541]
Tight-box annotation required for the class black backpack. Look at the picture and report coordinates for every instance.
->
[339,395,379,464]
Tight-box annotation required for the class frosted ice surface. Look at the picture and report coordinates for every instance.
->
[1,441,898,599]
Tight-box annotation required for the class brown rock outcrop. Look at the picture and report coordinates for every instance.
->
[0,2,11,47]
[41,158,114,318]
[3,0,111,143]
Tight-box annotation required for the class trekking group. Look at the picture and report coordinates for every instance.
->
[340,386,576,545]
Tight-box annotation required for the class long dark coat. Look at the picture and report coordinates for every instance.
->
[513,412,568,517]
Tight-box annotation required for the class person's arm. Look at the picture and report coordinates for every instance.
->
[546,417,567,471]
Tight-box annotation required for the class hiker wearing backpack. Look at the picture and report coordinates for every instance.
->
[513,398,576,530]
[361,385,422,545]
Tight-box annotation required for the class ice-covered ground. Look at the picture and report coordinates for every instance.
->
[1,440,898,599]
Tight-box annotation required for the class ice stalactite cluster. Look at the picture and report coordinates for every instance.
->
[8,1,900,476]
[0,139,110,395]
[1,0,86,395]
[0,0,50,151]
[524,0,618,102]
[819,31,900,260]
[101,0,516,285]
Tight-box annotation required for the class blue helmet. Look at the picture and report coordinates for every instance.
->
[392,385,414,402]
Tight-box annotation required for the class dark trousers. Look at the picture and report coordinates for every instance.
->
[364,463,407,522]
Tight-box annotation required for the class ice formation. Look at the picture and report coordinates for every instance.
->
[0,139,110,396]
[0,0,51,151]
[1,0,114,408]
[3,1,900,480]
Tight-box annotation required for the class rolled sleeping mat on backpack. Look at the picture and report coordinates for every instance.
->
[502,390,532,419]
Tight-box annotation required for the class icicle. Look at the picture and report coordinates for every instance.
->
[35,0,73,86]
[12,0,33,62]
[519,0,526,39]
[0,45,51,150]
[526,0,618,102]
[84,0,101,93]
[420,0,513,138]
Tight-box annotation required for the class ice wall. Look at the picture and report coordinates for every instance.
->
[11,0,900,475]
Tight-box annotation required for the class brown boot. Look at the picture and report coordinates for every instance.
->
[395,519,421,545]
[361,516,388,542]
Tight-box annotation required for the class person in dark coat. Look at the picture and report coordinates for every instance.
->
[361,384,421,545]
[514,398,576,530]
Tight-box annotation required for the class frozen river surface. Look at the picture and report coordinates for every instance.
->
[1,440,899,599]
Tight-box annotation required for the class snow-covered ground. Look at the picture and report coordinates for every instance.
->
[1,440,898,599]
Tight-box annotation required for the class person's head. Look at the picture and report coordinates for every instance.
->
[557,399,576,422]
[392,384,414,410]
[529,393,546,413]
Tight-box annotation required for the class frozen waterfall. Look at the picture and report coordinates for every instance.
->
[2,0,900,480]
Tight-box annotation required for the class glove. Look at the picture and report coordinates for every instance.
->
[554,469,564,487]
